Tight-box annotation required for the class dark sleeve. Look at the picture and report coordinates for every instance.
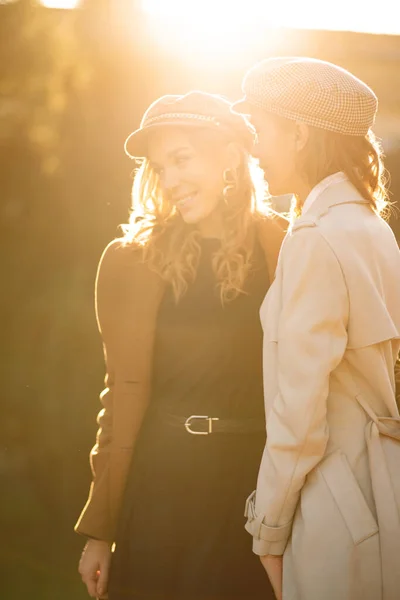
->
[74,239,135,542]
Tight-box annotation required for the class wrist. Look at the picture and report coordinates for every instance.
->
[86,538,112,549]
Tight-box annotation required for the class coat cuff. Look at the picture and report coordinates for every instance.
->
[74,479,116,544]
[244,491,292,556]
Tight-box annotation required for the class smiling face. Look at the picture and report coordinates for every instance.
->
[147,127,234,232]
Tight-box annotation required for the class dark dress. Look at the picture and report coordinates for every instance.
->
[108,238,275,600]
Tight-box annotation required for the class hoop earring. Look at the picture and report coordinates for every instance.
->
[222,168,238,205]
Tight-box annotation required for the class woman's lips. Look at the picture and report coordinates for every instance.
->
[175,192,198,213]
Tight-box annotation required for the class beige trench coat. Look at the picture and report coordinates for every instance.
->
[245,180,400,600]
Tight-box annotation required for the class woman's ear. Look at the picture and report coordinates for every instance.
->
[294,122,310,153]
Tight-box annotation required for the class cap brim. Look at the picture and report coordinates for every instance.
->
[124,120,223,159]
[231,97,253,115]
[124,128,149,159]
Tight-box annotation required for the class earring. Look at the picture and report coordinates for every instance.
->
[222,168,238,205]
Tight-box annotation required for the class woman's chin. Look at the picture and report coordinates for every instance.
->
[179,210,200,224]
[267,181,292,198]
[264,173,296,198]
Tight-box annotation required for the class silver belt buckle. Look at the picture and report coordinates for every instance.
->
[184,415,219,435]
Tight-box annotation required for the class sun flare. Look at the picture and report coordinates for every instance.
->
[40,0,80,8]
[142,0,400,37]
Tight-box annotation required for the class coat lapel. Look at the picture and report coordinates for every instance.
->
[292,180,371,233]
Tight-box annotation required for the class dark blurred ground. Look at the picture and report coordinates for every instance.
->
[1,2,400,599]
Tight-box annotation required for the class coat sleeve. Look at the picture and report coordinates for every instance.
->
[247,227,349,556]
[74,239,133,542]
[395,355,400,411]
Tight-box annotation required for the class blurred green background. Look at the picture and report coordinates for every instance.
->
[1,2,400,598]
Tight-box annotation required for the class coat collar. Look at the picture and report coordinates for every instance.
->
[302,172,348,214]
[292,179,371,232]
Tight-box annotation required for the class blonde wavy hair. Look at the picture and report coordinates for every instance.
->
[291,126,389,221]
[122,128,271,304]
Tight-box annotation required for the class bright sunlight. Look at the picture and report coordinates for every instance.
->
[142,0,400,36]
[40,0,80,8]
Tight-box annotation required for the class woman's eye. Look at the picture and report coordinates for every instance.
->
[175,155,190,165]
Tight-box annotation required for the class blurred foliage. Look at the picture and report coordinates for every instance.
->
[0,1,93,175]
[1,4,110,599]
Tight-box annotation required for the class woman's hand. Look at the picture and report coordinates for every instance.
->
[79,539,112,599]
[260,554,283,600]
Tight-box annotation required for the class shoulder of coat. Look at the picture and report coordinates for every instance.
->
[96,238,153,294]
[96,237,165,309]
[282,221,333,259]
[290,216,319,232]
[100,237,144,270]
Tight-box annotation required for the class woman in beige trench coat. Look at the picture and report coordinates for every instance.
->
[233,57,400,600]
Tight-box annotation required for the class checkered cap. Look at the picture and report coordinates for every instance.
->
[125,91,255,158]
[233,57,378,136]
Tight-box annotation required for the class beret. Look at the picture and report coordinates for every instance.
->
[125,91,255,158]
[233,57,378,136]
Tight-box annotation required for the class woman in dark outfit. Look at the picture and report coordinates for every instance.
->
[77,91,286,600]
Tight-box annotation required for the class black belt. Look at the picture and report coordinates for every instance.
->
[162,412,265,435]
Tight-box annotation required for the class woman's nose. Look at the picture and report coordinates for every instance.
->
[162,167,181,191]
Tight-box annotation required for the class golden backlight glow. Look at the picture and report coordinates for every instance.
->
[142,0,400,37]
[40,0,80,8]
